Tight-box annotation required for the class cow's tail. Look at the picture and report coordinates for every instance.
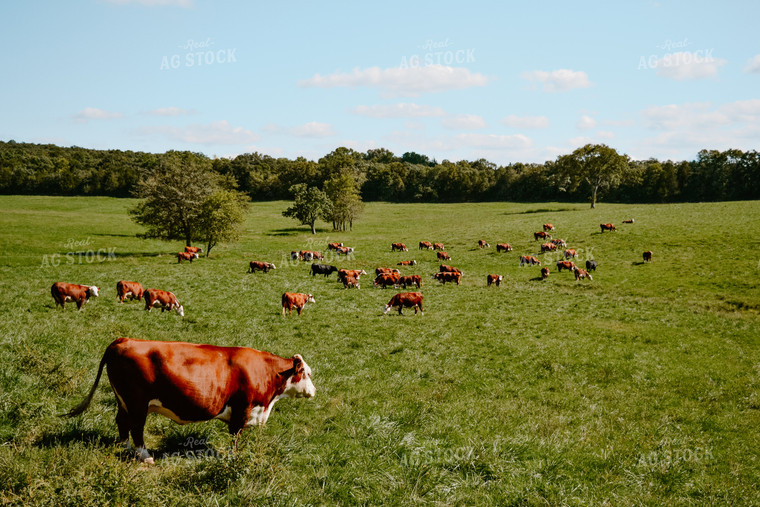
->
[60,350,109,418]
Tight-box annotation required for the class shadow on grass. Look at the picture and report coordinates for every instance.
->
[266,227,331,236]
[91,233,135,238]
[35,426,114,449]
[503,207,579,215]
[153,432,222,462]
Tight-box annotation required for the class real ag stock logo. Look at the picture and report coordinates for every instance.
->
[160,37,238,70]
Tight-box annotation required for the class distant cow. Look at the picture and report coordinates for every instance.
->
[541,267,550,279]
[248,261,276,273]
[600,223,616,233]
[437,251,451,261]
[478,240,490,248]
[564,249,578,259]
[643,251,653,262]
[116,280,144,303]
[335,246,354,256]
[391,243,408,252]
[282,292,315,315]
[586,260,598,272]
[433,243,445,251]
[439,264,462,274]
[291,251,299,260]
[419,241,433,250]
[486,274,503,287]
[534,231,552,241]
[311,264,338,277]
[574,267,593,281]
[383,292,423,315]
[374,272,400,288]
[144,289,183,316]
[51,282,99,310]
[300,250,323,261]
[327,242,344,250]
[519,255,541,266]
[342,275,360,289]
[496,243,512,252]
[338,269,367,282]
[433,271,461,285]
[541,243,557,253]
[556,260,577,272]
[177,252,198,263]
[623,219,635,224]
[543,224,555,231]
[398,275,422,288]
[62,337,315,464]
[397,260,417,266]
[550,238,567,248]
[375,267,400,276]
[184,246,202,255]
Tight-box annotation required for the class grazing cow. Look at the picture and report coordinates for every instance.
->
[496,243,513,252]
[543,223,555,231]
[534,231,552,241]
[574,267,593,281]
[311,264,338,277]
[541,243,557,253]
[391,243,408,252]
[600,223,616,233]
[439,264,462,274]
[303,250,323,261]
[586,260,598,272]
[437,251,451,261]
[184,246,202,255]
[398,275,422,288]
[564,249,578,259]
[643,251,653,262]
[51,282,99,310]
[433,271,461,285]
[342,275,360,289]
[248,261,276,273]
[338,269,367,282]
[144,289,184,317]
[486,274,503,287]
[383,292,423,315]
[550,239,567,248]
[374,272,400,289]
[519,255,541,266]
[116,281,144,304]
[478,240,490,249]
[397,260,417,266]
[623,219,635,224]
[327,242,344,250]
[375,267,400,276]
[419,241,433,250]
[62,338,315,464]
[177,252,198,263]
[433,243,445,251]
[336,246,354,256]
[291,251,299,260]
[541,267,550,279]
[556,260,577,272]
[281,293,315,315]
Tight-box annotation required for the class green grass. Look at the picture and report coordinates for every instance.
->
[1,196,759,505]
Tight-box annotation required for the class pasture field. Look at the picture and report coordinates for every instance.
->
[1,195,759,506]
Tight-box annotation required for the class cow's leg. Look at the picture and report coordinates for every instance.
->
[115,405,131,449]
[296,306,302,315]
[129,406,153,464]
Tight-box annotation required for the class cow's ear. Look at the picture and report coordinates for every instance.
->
[293,354,304,373]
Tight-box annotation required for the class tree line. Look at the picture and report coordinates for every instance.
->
[1,140,759,204]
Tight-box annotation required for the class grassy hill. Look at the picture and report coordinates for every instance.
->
[1,196,758,505]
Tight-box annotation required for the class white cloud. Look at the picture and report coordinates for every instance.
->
[138,120,259,145]
[744,54,760,74]
[299,65,491,97]
[653,51,726,80]
[105,0,193,7]
[289,121,336,138]
[577,115,597,130]
[352,103,445,118]
[502,115,550,129]
[454,133,533,150]
[73,107,123,123]
[520,69,592,92]
[597,131,616,139]
[642,102,728,130]
[441,114,487,130]
[144,107,193,117]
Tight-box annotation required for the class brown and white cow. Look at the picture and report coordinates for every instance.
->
[564,249,578,259]
[419,241,433,250]
[327,242,344,250]
[550,238,567,248]
[433,271,461,285]
[541,243,557,253]
[397,260,417,266]
[375,267,400,276]
[623,219,635,224]
[374,272,400,289]
[543,223,555,231]
[248,261,276,273]
[439,264,462,274]
[556,260,577,272]
[643,251,653,262]
[541,267,550,279]
[338,269,367,283]
[398,275,422,288]
[519,255,541,266]
[51,282,99,310]
[144,289,184,317]
[63,338,315,464]
[383,292,423,315]
[486,274,503,287]
[496,243,512,252]
[116,281,144,304]
[574,267,593,281]
[600,223,616,232]
[534,231,552,241]
[433,243,445,251]
[391,243,408,252]
[184,246,202,255]
[281,293,315,315]
[478,240,490,248]
[335,246,354,256]
[342,275,360,289]
[437,251,451,261]
[177,251,198,263]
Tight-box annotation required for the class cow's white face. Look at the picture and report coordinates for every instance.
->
[193,253,199,259]
[285,355,316,399]
[175,304,185,317]
[383,304,392,314]
[498,276,503,282]
[88,286,100,297]
[270,264,276,269]
[307,294,315,303]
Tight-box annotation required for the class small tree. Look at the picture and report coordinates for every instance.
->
[555,144,628,208]
[282,184,332,234]
[324,174,363,231]
[196,189,249,257]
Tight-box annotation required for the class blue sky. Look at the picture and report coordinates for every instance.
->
[2,0,758,164]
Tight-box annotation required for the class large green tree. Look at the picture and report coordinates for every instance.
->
[324,174,364,231]
[282,183,332,234]
[196,188,249,257]
[554,144,629,208]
